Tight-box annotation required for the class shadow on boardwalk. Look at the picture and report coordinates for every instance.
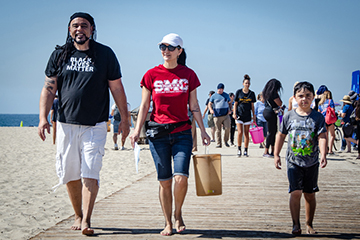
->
[90,227,360,239]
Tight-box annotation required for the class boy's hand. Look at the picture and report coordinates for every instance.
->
[274,155,282,169]
[320,156,327,168]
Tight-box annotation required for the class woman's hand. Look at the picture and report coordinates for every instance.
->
[129,129,140,148]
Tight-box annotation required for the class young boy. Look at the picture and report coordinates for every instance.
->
[274,81,327,235]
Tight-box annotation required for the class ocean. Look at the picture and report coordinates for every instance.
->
[0,114,208,128]
[0,114,40,127]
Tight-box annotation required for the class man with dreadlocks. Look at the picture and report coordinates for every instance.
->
[38,12,129,236]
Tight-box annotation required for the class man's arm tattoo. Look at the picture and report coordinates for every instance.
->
[44,78,55,91]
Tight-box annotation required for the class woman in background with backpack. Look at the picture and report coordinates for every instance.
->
[338,95,356,153]
[318,90,336,154]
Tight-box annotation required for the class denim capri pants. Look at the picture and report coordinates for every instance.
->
[148,129,193,181]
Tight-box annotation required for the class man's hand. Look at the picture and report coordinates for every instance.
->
[118,120,130,143]
[38,119,51,141]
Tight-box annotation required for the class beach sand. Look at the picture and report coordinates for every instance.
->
[0,127,155,240]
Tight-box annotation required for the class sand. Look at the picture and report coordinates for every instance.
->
[0,127,155,240]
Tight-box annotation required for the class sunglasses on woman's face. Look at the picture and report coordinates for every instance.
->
[159,44,180,51]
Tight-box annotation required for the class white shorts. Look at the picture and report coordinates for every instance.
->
[235,120,252,125]
[54,121,107,190]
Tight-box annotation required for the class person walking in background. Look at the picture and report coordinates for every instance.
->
[353,98,360,159]
[202,90,215,142]
[313,85,328,112]
[229,92,236,147]
[111,102,131,150]
[38,12,130,236]
[209,83,232,148]
[254,92,267,148]
[338,95,355,152]
[288,82,299,111]
[318,90,336,155]
[348,90,358,150]
[262,78,283,158]
[233,74,256,157]
[50,95,59,145]
[129,33,210,236]
[274,81,327,235]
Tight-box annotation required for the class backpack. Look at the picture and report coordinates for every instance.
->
[113,106,121,121]
[350,107,357,125]
[322,99,337,124]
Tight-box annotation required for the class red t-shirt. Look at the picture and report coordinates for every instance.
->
[141,64,201,133]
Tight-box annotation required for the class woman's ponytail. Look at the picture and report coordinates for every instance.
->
[177,48,186,66]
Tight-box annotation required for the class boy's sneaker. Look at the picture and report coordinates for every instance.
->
[120,146,125,150]
[243,151,248,157]
[114,144,119,150]
[237,149,242,157]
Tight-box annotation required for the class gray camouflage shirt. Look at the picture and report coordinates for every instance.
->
[280,109,326,167]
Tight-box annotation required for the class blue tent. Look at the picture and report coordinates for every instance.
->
[351,70,360,93]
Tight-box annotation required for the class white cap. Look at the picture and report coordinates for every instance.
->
[158,33,183,48]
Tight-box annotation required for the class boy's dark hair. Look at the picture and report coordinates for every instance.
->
[293,81,315,96]
[229,92,234,97]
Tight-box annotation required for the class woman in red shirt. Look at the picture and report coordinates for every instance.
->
[130,33,210,236]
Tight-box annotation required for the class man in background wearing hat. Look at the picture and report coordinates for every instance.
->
[209,83,232,147]
[38,12,130,236]
[338,95,356,152]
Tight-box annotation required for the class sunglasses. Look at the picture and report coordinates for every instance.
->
[159,44,180,51]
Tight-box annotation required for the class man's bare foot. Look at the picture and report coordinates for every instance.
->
[174,217,186,233]
[81,221,94,236]
[70,216,82,230]
[306,225,317,234]
[292,225,302,235]
[160,224,172,236]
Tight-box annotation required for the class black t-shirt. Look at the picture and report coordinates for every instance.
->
[265,92,280,108]
[205,98,210,114]
[45,41,122,126]
[234,89,256,122]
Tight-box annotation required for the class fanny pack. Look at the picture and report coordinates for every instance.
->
[145,120,191,140]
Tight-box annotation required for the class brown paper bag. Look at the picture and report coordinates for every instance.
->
[193,154,222,196]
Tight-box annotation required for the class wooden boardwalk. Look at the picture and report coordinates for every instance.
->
[31,143,360,239]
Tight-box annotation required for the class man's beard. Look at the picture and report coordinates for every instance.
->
[73,35,89,45]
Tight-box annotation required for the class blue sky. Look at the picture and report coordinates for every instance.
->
[0,0,359,114]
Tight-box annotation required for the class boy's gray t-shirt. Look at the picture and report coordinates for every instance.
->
[280,109,326,167]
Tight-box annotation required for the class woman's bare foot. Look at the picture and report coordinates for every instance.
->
[160,224,172,236]
[292,225,302,235]
[70,215,82,230]
[174,217,186,233]
[81,221,94,236]
[306,225,317,234]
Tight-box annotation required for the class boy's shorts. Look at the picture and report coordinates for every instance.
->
[287,161,319,193]
[54,121,107,188]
